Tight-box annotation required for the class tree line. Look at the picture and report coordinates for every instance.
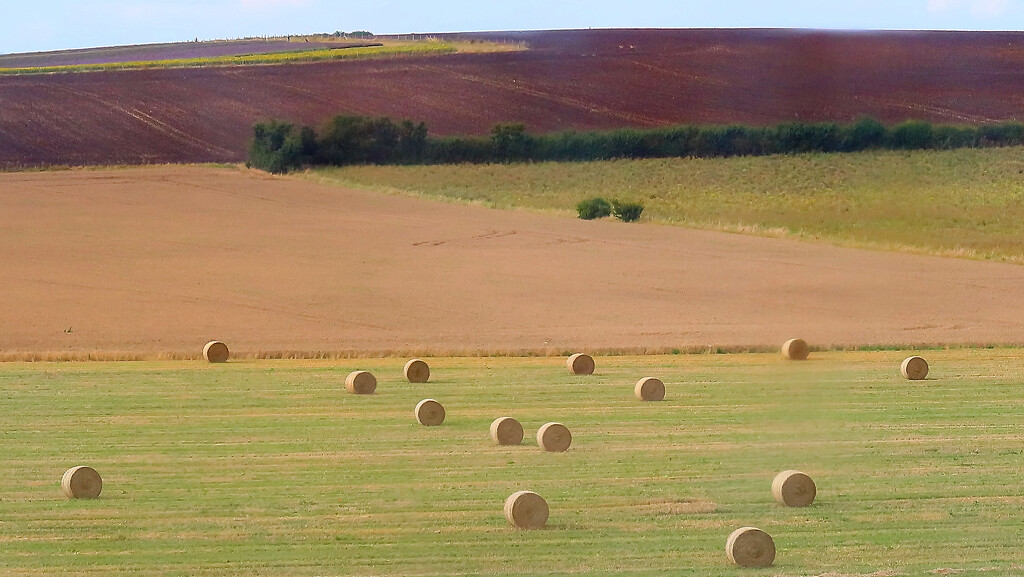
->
[247,115,1024,173]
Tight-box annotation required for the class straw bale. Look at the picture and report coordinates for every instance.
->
[203,340,229,363]
[490,417,524,445]
[537,422,572,452]
[634,377,666,401]
[901,356,929,380]
[415,398,445,426]
[345,370,377,394]
[62,466,102,499]
[726,526,775,568]
[772,470,816,507]
[567,353,595,375]
[782,338,809,360]
[504,490,549,529]
[404,359,430,383]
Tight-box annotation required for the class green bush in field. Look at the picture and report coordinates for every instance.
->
[317,115,426,165]
[611,199,644,222]
[840,116,886,151]
[888,120,935,149]
[576,197,612,220]
[491,122,535,160]
[247,120,314,174]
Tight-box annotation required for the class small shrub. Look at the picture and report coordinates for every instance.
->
[841,116,886,151]
[576,197,612,220]
[491,122,535,160]
[247,120,310,174]
[612,200,644,222]
[888,120,934,150]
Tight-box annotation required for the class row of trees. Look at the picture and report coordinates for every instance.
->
[248,115,1024,174]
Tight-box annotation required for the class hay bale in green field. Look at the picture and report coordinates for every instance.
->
[772,470,816,507]
[634,376,665,401]
[782,338,809,360]
[504,490,549,529]
[345,370,377,394]
[203,340,229,363]
[726,526,775,568]
[62,466,102,499]
[901,356,929,380]
[567,353,595,375]
[415,398,445,426]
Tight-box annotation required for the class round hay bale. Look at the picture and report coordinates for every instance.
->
[345,370,377,395]
[901,356,929,380]
[404,359,430,383]
[504,490,549,529]
[61,466,102,499]
[537,422,572,452]
[782,338,809,361]
[490,417,524,445]
[726,527,776,568]
[415,399,445,426]
[203,340,229,363]
[634,377,666,401]
[772,470,816,507]
[567,353,595,375]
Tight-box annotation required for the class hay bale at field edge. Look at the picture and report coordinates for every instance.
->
[504,490,549,529]
[901,355,929,380]
[62,466,102,499]
[782,338,809,360]
[345,370,377,394]
[415,398,445,426]
[772,470,816,507]
[537,422,572,452]
[726,526,776,568]
[404,358,430,383]
[203,340,229,363]
[567,353,595,375]
[634,376,666,401]
[490,416,525,445]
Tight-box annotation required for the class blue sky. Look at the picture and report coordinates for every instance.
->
[1,0,1021,55]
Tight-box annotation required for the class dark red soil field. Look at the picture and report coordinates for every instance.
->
[2,28,1024,167]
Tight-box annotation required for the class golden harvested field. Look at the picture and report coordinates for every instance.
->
[2,164,1024,358]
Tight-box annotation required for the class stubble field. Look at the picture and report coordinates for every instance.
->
[4,164,1024,358]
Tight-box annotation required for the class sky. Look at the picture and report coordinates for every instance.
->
[1,0,1022,55]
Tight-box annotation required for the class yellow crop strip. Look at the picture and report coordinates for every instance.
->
[0,41,475,75]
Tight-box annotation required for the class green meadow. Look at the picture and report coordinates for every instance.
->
[310,146,1024,262]
[4,350,1024,575]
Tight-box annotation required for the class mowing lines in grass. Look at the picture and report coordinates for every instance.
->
[3,351,1024,575]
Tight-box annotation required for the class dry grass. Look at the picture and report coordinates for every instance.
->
[1,343,1018,363]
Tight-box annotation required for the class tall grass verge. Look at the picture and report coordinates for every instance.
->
[308,146,1024,263]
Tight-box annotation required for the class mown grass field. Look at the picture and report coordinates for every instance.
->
[311,146,1024,263]
[4,350,1024,575]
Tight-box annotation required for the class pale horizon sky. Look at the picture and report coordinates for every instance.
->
[2,0,1022,55]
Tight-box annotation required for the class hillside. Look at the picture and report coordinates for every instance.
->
[1,29,1024,167]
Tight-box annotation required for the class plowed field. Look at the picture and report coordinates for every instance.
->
[2,29,1024,167]
[2,165,1023,358]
